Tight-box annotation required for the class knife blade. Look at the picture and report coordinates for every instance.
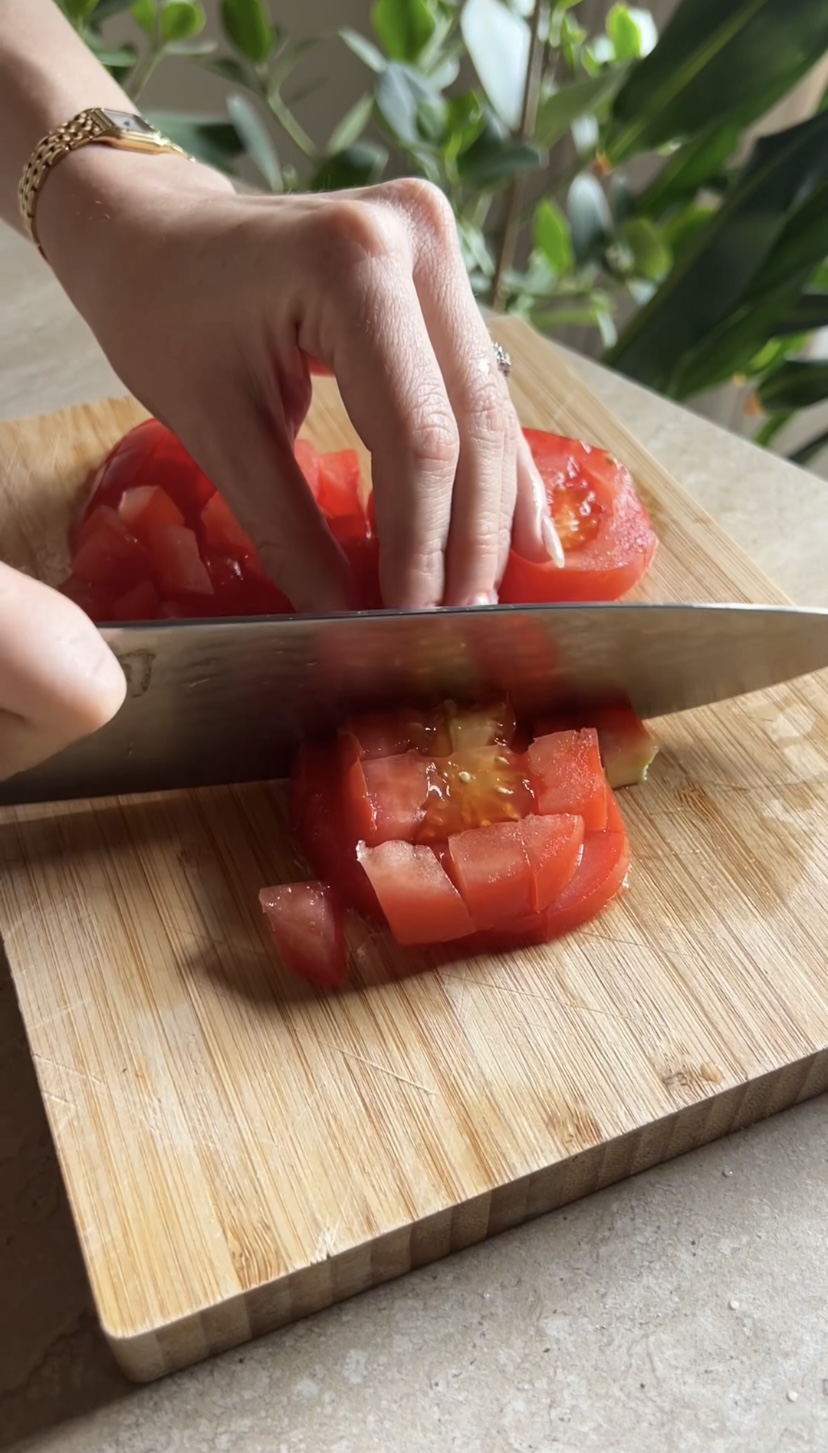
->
[3,600,828,806]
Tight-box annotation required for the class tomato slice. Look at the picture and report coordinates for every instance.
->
[259,882,347,989]
[199,491,254,556]
[361,751,430,845]
[357,839,475,945]
[109,579,161,621]
[149,525,214,598]
[72,508,153,593]
[447,820,534,929]
[527,729,607,830]
[290,741,380,919]
[419,746,535,841]
[499,431,657,603]
[519,812,585,911]
[79,419,215,531]
[484,827,630,948]
[118,485,185,546]
[604,788,625,833]
[533,703,658,789]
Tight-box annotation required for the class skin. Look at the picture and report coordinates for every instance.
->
[0,0,563,784]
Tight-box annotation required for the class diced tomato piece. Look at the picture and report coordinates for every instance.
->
[149,525,214,598]
[295,437,321,497]
[316,449,362,519]
[72,509,153,592]
[499,431,657,603]
[605,788,625,833]
[533,703,658,788]
[290,741,380,920]
[58,573,114,622]
[159,597,219,619]
[199,491,254,557]
[447,821,534,929]
[259,882,347,990]
[527,729,607,830]
[109,579,161,621]
[78,419,215,532]
[341,532,383,610]
[118,485,185,546]
[543,828,630,937]
[337,731,376,842]
[519,813,585,911]
[361,751,430,844]
[357,839,475,945]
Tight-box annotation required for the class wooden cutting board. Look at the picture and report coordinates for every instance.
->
[2,318,828,1384]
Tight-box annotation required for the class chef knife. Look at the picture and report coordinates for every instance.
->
[3,600,828,806]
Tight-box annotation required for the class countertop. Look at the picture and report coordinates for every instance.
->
[1,223,826,1453]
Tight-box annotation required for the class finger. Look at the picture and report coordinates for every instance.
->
[512,430,566,567]
[298,203,459,610]
[0,564,126,782]
[177,387,355,613]
[381,180,514,606]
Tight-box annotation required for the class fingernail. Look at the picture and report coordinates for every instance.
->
[542,514,566,569]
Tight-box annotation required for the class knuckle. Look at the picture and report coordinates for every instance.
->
[403,407,461,473]
[309,198,402,269]
[466,377,510,450]
[386,177,456,242]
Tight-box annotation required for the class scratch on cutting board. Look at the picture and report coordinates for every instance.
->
[25,998,91,1035]
[334,1046,436,1099]
[462,978,663,1034]
[32,1051,105,1088]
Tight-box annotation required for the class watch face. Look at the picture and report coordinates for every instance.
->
[102,110,157,137]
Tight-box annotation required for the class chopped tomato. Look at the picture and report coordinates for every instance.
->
[118,485,185,546]
[527,729,607,830]
[58,573,114,622]
[290,740,380,919]
[485,828,630,948]
[316,449,362,519]
[109,580,161,621]
[419,746,535,842]
[535,703,658,789]
[345,702,516,763]
[361,751,429,845]
[605,788,625,833]
[357,839,475,945]
[295,437,320,497]
[259,882,347,989]
[78,419,215,531]
[519,813,585,911]
[447,820,534,929]
[499,431,657,603]
[150,525,214,598]
[199,491,254,556]
[72,508,152,593]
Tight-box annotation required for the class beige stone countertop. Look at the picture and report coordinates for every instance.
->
[1,224,827,1453]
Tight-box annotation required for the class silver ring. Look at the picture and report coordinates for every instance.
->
[493,340,512,377]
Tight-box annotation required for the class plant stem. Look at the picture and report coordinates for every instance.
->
[127,5,163,102]
[491,0,548,311]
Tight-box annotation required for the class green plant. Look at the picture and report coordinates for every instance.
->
[57,0,828,469]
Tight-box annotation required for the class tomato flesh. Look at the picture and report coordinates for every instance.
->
[118,485,185,545]
[259,882,347,989]
[150,525,214,598]
[357,839,475,945]
[447,821,535,929]
[72,508,152,593]
[499,431,657,603]
[519,813,585,911]
[527,729,607,830]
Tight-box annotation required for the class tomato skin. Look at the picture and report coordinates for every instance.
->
[79,419,215,532]
[290,741,381,920]
[499,431,657,603]
[361,751,429,845]
[527,729,607,830]
[316,449,362,519]
[259,882,347,989]
[481,827,630,949]
[519,812,585,911]
[357,839,476,945]
[604,788,625,834]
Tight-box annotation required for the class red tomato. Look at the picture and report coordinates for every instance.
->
[604,788,625,834]
[290,741,380,919]
[357,839,475,945]
[542,828,630,937]
[58,573,114,622]
[118,485,185,546]
[72,508,153,593]
[499,431,657,603]
[361,751,430,845]
[109,580,161,621]
[519,812,585,911]
[150,525,214,598]
[258,882,347,989]
[78,419,215,531]
[527,729,607,830]
[447,820,535,929]
[295,438,320,497]
[199,492,254,556]
[316,449,362,519]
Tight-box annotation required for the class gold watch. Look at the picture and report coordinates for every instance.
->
[18,107,191,256]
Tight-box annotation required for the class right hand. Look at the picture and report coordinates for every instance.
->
[0,563,125,783]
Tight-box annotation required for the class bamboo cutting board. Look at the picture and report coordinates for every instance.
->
[2,318,828,1384]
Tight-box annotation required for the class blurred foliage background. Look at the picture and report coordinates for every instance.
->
[58,0,828,473]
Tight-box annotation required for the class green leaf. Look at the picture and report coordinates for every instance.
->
[757,360,828,412]
[442,92,486,161]
[375,62,441,146]
[460,0,530,131]
[220,0,273,65]
[771,293,828,337]
[372,0,436,62]
[144,111,246,172]
[226,93,282,191]
[340,27,386,74]
[164,36,217,55]
[90,0,136,16]
[618,217,671,280]
[130,0,155,33]
[607,4,643,60]
[202,56,249,85]
[661,202,717,259]
[535,69,628,149]
[311,143,388,192]
[567,172,612,266]
[160,0,204,41]
[533,198,574,275]
[63,0,99,19]
[789,428,828,468]
[328,93,374,154]
[637,124,741,217]
[608,0,828,164]
[607,111,828,395]
[457,132,545,188]
[85,40,138,67]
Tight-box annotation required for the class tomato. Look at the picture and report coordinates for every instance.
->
[361,751,430,845]
[499,431,657,603]
[526,729,607,830]
[109,580,161,621]
[258,882,347,989]
[315,449,363,519]
[58,573,114,622]
[78,419,215,531]
[199,491,254,556]
[604,788,625,833]
[150,525,214,598]
[446,821,535,929]
[534,703,658,789]
[484,828,630,949]
[118,485,185,546]
[72,508,152,593]
[519,813,585,911]
[290,740,380,919]
[356,840,475,945]
[295,438,320,497]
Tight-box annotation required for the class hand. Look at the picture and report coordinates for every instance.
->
[39,156,562,614]
[0,563,125,783]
